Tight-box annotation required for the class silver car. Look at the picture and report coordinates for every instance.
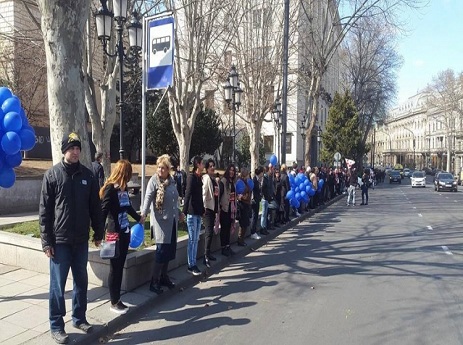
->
[411,171,425,188]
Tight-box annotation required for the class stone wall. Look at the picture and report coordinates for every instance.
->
[0,176,42,215]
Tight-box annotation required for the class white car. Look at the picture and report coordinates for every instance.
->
[411,171,426,188]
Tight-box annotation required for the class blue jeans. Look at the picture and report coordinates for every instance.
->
[49,242,89,331]
[187,215,202,267]
[260,199,269,229]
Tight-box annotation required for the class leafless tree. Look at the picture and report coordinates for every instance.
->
[297,0,425,167]
[424,69,463,172]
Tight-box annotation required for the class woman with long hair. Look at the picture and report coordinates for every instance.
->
[100,160,142,314]
[219,164,237,256]
[141,155,184,294]
[237,167,253,246]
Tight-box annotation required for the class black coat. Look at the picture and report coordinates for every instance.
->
[101,183,141,234]
[183,172,205,216]
[39,161,104,251]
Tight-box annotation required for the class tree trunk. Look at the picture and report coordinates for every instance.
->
[248,121,261,172]
[304,75,321,168]
[37,0,91,167]
[176,127,193,173]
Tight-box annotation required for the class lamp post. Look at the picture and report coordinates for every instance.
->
[272,97,282,160]
[317,125,322,166]
[403,127,415,169]
[223,65,243,164]
[300,114,307,163]
[95,0,142,160]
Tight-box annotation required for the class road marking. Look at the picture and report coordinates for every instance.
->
[427,226,433,230]
[454,200,458,203]
[418,214,422,217]
[442,246,453,255]
[413,206,416,209]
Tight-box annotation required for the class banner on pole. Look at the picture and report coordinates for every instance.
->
[145,15,174,90]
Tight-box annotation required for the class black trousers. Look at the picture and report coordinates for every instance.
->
[220,209,232,247]
[108,231,130,305]
[203,209,216,255]
[251,201,259,234]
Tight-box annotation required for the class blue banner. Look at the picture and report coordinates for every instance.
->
[146,16,174,90]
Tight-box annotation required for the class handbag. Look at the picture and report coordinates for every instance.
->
[99,232,120,259]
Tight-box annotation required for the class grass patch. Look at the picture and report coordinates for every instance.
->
[2,216,188,250]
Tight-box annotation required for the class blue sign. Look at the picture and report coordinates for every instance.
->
[146,16,174,90]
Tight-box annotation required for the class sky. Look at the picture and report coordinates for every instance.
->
[394,0,463,106]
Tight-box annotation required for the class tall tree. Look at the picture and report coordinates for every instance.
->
[424,69,463,172]
[37,0,91,166]
[298,0,426,167]
[321,91,362,164]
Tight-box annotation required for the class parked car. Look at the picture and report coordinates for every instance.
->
[403,168,411,178]
[411,171,426,188]
[389,170,401,184]
[434,172,457,192]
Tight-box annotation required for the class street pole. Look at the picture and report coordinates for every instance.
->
[232,93,236,164]
[281,0,289,164]
[117,20,125,160]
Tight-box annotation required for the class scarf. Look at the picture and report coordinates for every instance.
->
[154,174,171,212]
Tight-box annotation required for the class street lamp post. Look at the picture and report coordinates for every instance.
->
[300,114,307,163]
[317,125,322,166]
[223,65,243,164]
[95,0,142,160]
[403,127,415,169]
[272,98,282,160]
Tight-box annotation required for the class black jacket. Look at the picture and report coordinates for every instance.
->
[262,174,274,201]
[101,183,141,234]
[252,176,262,203]
[39,161,104,251]
[91,161,105,188]
[183,172,205,216]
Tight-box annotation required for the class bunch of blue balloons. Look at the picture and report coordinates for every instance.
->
[236,177,254,194]
[286,172,320,209]
[0,87,36,189]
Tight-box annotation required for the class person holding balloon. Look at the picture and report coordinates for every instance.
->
[236,167,253,246]
[100,160,142,315]
[141,154,184,294]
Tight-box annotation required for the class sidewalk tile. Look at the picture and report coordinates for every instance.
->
[3,304,48,329]
[0,276,14,287]
[3,329,42,345]
[0,280,38,298]
[0,320,27,343]
[15,286,48,305]
[0,299,30,319]
[1,269,40,282]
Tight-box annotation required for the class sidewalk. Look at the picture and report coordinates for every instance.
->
[0,213,39,229]
[0,195,343,344]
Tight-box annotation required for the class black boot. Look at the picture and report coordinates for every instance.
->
[149,279,164,294]
[159,274,175,289]
[203,256,211,268]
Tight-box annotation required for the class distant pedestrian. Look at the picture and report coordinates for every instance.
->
[346,167,358,206]
[100,160,142,315]
[39,132,104,344]
[219,164,237,256]
[92,151,105,188]
[141,154,184,294]
[202,159,219,268]
[261,164,275,230]
[183,156,205,276]
[361,170,369,205]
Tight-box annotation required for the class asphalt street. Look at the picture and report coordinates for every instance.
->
[106,176,463,345]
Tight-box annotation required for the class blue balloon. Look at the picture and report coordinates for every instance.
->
[247,178,254,191]
[299,182,305,191]
[295,192,301,201]
[235,179,245,194]
[3,111,22,132]
[5,152,22,168]
[303,194,309,203]
[129,223,144,248]
[1,131,21,155]
[0,167,15,188]
[295,187,300,193]
[2,96,21,114]
[0,87,12,107]
[301,190,307,198]
[291,198,300,208]
[269,154,278,166]
[303,179,310,186]
[308,188,315,197]
[319,178,324,188]
[19,108,28,126]
[19,128,35,151]
[305,185,311,193]
[286,190,294,200]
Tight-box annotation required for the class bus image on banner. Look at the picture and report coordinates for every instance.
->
[152,36,171,54]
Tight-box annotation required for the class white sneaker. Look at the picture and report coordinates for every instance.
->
[251,233,261,240]
[295,212,301,217]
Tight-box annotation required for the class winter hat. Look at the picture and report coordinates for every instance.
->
[61,132,81,153]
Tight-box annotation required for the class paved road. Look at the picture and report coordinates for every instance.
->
[106,177,463,345]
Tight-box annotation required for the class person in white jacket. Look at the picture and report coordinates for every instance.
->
[202,159,219,268]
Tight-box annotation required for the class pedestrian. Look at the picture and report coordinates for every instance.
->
[92,151,105,188]
[202,159,219,268]
[183,156,205,276]
[251,166,267,236]
[346,167,358,206]
[141,154,184,294]
[100,160,142,315]
[174,165,186,203]
[261,164,275,231]
[39,132,104,344]
[361,169,369,205]
[280,164,290,223]
[219,164,237,256]
[237,167,253,246]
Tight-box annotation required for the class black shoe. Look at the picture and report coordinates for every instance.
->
[221,247,231,257]
[159,275,175,289]
[73,321,93,334]
[149,282,164,294]
[360,202,364,205]
[51,330,69,344]
[237,240,247,247]
[187,265,202,276]
[207,254,217,261]
[260,229,270,235]
[365,202,368,205]
[229,247,236,255]
[203,256,211,268]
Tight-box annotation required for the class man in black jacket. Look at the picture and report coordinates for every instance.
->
[91,151,105,188]
[39,132,104,344]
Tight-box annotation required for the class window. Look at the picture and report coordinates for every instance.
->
[224,50,232,67]
[286,134,292,154]
[253,9,261,29]
[205,90,215,109]
[263,135,274,154]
